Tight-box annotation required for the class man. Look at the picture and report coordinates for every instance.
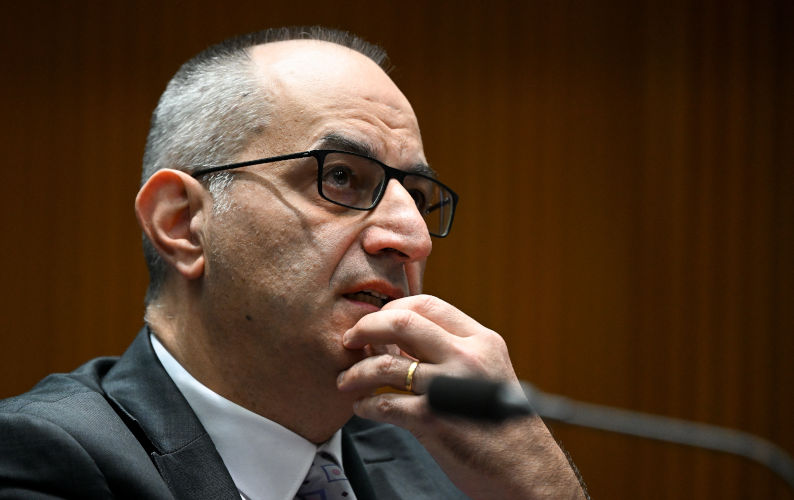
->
[0,27,586,499]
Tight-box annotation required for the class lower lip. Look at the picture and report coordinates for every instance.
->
[343,296,382,312]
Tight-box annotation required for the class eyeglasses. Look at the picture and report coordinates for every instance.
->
[191,149,459,237]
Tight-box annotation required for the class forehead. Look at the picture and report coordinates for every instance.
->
[247,40,425,165]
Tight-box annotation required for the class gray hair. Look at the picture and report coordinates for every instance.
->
[141,26,389,304]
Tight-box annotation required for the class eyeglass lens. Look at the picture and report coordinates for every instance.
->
[318,152,454,236]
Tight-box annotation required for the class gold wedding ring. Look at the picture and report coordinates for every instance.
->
[405,360,419,393]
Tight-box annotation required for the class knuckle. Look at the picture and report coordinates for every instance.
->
[375,355,399,377]
[450,333,512,378]
[413,294,442,316]
[482,328,507,347]
[374,396,398,417]
[392,310,415,332]
[447,342,469,361]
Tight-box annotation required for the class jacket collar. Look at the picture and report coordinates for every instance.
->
[100,327,239,500]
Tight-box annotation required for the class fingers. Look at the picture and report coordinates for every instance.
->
[338,354,432,394]
[363,342,400,357]
[343,308,456,361]
[339,293,518,429]
[351,392,432,430]
[342,294,517,392]
[381,295,486,338]
[337,295,588,499]
[343,295,493,358]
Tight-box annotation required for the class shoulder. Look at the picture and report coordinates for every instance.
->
[0,357,171,499]
[0,408,114,498]
[0,357,128,459]
[0,359,117,497]
[1,356,121,437]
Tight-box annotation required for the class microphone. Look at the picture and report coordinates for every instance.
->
[426,375,794,490]
[427,375,532,421]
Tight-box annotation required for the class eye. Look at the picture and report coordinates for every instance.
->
[323,165,354,188]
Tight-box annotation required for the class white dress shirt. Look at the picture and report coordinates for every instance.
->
[151,334,346,500]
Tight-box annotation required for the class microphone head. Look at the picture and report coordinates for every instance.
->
[427,375,533,421]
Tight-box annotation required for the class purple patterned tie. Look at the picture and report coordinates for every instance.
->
[295,451,355,500]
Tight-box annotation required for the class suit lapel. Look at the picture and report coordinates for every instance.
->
[149,436,240,500]
[101,328,239,500]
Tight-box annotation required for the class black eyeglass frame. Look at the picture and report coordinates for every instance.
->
[191,149,459,237]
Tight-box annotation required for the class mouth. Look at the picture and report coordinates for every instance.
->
[343,290,394,309]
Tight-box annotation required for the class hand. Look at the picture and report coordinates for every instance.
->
[337,295,587,500]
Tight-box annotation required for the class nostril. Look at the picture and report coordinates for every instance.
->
[382,247,409,259]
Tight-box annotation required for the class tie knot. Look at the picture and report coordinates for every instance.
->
[296,451,355,500]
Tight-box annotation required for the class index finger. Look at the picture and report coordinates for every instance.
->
[381,294,486,338]
[343,308,456,362]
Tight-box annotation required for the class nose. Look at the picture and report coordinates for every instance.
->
[361,179,433,262]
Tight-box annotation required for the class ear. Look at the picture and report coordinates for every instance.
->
[135,169,210,280]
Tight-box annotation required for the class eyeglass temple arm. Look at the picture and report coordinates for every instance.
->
[425,197,454,214]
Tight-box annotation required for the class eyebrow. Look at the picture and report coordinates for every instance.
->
[315,133,438,179]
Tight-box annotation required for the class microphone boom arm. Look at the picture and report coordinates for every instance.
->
[522,382,794,491]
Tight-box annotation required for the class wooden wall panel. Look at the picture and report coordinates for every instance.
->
[1,1,791,498]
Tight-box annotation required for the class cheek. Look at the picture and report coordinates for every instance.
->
[227,221,322,293]
[206,190,363,299]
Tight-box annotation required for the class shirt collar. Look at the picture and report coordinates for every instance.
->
[150,333,344,500]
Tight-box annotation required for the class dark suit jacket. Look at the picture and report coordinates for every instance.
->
[0,328,469,499]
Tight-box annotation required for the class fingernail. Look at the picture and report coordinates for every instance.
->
[337,371,346,386]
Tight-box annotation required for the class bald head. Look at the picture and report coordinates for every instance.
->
[241,40,423,164]
[250,39,399,98]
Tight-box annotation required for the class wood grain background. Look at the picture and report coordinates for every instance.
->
[1,1,791,498]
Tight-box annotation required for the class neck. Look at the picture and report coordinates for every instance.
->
[145,301,355,444]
